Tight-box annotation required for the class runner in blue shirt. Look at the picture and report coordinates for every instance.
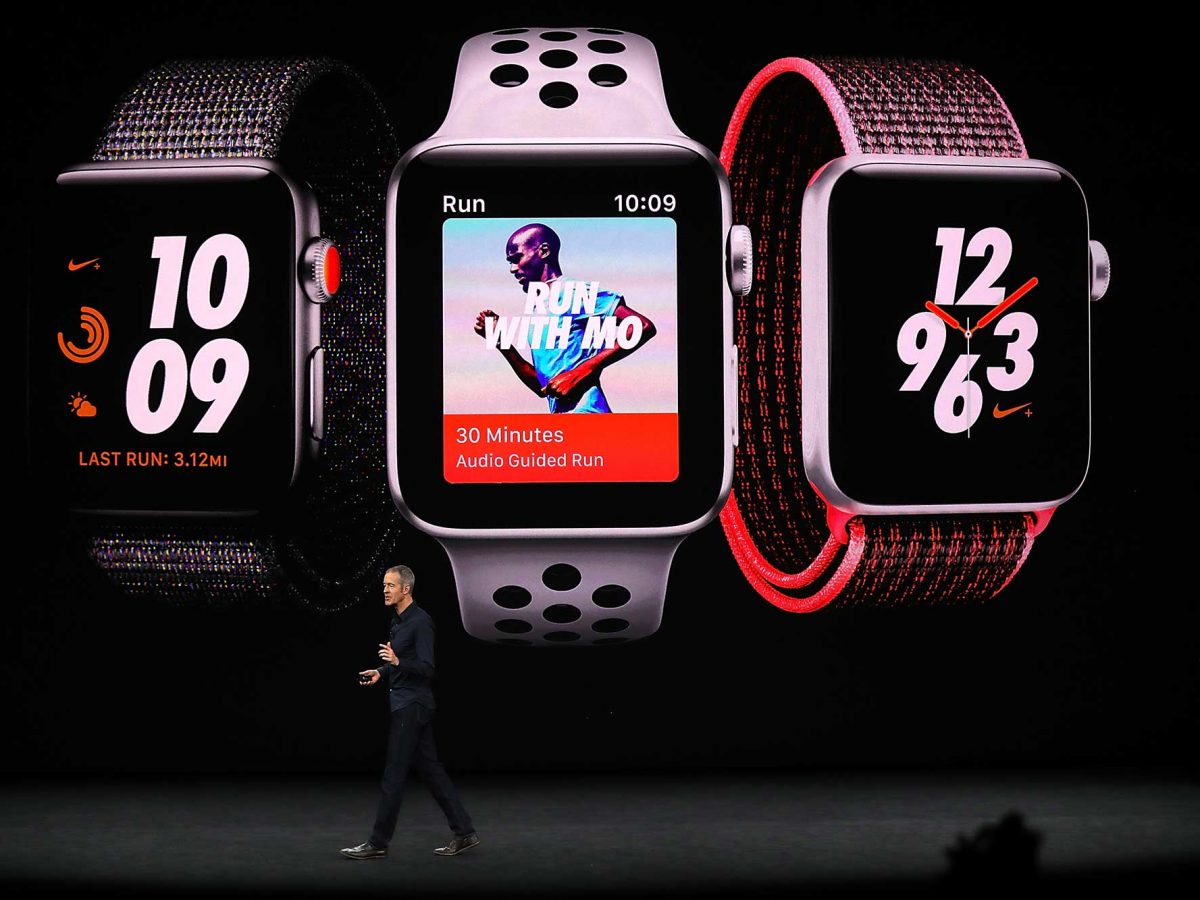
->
[473,223,656,413]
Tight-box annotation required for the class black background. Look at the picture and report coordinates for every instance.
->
[8,5,1196,777]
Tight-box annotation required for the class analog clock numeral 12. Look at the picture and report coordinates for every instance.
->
[933,227,1011,306]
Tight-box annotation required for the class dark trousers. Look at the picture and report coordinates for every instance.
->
[370,702,474,847]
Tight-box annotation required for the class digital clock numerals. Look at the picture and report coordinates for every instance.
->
[127,234,251,435]
[897,227,1037,435]
[613,194,676,213]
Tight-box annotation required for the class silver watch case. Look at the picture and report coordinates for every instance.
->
[385,136,738,540]
[801,154,1095,516]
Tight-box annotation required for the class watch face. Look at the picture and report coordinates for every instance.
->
[30,166,306,514]
[389,144,729,531]
[814,160,1091,510]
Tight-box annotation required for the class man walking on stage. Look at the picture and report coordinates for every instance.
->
[340,565,478,859]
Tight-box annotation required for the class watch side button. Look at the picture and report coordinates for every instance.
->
[730,344,739,447]
[1089,239,1110,302]
[309,346,325,441]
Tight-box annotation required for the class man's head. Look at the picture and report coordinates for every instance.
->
[506,223,561,291]
[383,565,415,610]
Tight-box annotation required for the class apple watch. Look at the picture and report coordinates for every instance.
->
[30,59,401,609]
[718,57,1110,610]
[387,28,751,644]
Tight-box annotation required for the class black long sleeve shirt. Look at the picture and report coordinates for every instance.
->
[376,602,436,712]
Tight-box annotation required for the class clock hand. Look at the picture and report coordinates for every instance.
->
[924,301,967,335]
[974,276,1038,332]
[965,317,972,439]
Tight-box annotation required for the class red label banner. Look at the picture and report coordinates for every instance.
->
[444,413,679,483]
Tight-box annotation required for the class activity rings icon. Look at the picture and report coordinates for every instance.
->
[57,306,109,364]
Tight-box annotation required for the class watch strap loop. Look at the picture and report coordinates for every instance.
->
[720,57,1036,611]
[89,58,400,610]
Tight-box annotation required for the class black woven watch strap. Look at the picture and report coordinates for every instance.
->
[89,59,400,609]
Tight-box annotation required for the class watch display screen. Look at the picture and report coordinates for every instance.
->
[441,215,678,483]
[391,146,727,529]
[30,170,300,513]
[824,164,1090,507]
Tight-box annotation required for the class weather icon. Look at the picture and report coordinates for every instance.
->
[67,392,97,418]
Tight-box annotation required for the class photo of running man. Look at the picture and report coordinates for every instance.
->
[473,223,656,413]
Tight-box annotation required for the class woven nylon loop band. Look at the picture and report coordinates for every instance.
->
[718,57,1035,611]
[88,59,400,609]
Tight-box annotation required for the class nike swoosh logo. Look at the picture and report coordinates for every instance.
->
[67,258,100,271]
[993,402,1032,419]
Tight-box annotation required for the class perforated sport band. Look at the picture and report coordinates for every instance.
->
[86,59,400,610]
[432,29,685,644]
[719,57,1038,612]
[442,537,683,645]
[435,28,683,140]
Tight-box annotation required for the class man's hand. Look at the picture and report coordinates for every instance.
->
[358,669,380,686]
[474,309,498,339]
[542,359,597,403]
[378,643,399,665]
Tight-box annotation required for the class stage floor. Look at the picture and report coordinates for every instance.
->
[2,767,1197,896]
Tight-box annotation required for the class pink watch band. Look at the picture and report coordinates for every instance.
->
[407,29,699,645]
[719,57,1038,612]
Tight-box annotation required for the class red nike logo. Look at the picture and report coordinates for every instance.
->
[67,258,100,271]
[993,402,1032,419]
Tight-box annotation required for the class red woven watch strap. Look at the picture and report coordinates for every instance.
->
[719,57,1035,611]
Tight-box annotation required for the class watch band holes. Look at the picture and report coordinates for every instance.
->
[592,618,630,633]
[489,39,528,54]
[539,82,579,108]
[495,618,533,634]
[588,64,627,87]
[490,65,529,88]
[492,585,532,609]
[543,604,582,624]
[539,30,577,42]
[587,39,626,54]
[491,40,529,54]
[540,50,578,69]
[542,563,582,591]
[592,584,631,608]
